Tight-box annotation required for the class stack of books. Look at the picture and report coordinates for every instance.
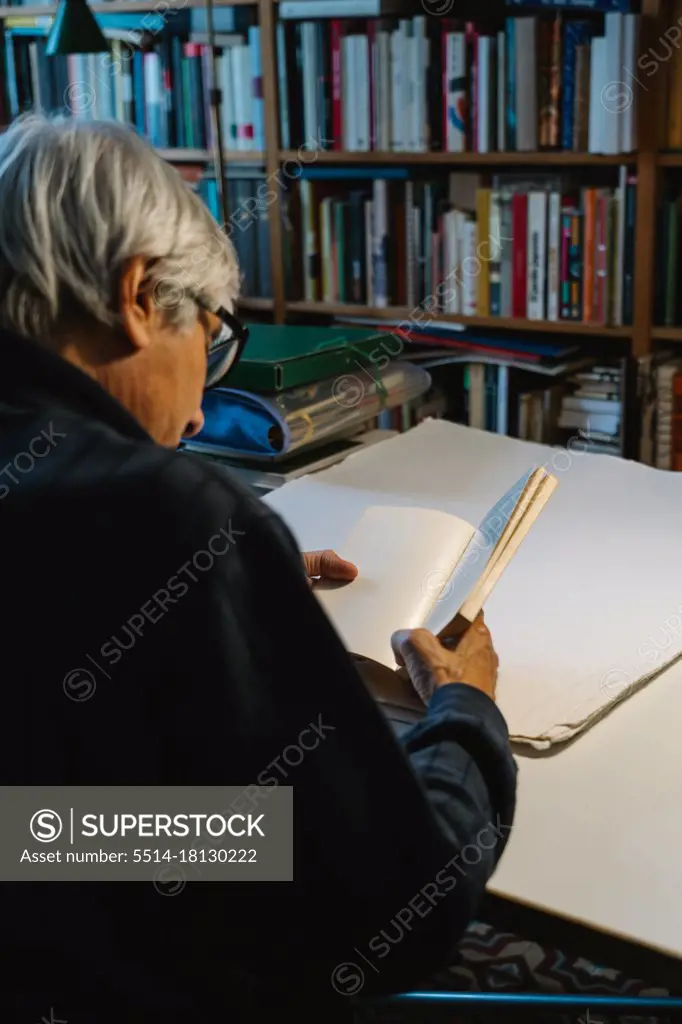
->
[291,167,637,326]
[557,364,622,455]
[276,9,638,155]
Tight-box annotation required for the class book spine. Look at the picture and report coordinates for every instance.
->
[364,198,374,305]
[348,191,365,302]
[497,30,506,152]
[499,194,513,314]
[300,179,319,301]
[144,52,162,147]
[505,19,516,151]
[560,209,571,319]
[462,218,478,315]
[582,187,596,322]
[573,42,590,151]
[514,17,537,150]
[476,188,491,314]
[496,365,509,435]
[368,19,377,151]
[548,13,561,148]
[467,21,478,152]
[604,12,624,154]
[373,178,389,307]
[526,191,547,320]
[588,36,606,154]
[622,13,638,152]
[356,32,370,151]
[277,23,291,150]
[249,26,265,151]
[477,36,490,154]
[595,190,608,324]
[445,30,467,153]
[405,181,415,307]
[334,199,346,300]
[378,27,391,151]
[547,190,561,321]
[569,208,583,319]
[511,192,528,317]
[416,16,428,152]
[301,22,318,145]
[489,190,502,316]
[622,173,636,324]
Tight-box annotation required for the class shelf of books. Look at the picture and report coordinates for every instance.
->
[1,0,680,464]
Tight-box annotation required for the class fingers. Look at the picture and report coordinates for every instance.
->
[303,549,359,581]
[390,629,411,668]
[391,627,442,667]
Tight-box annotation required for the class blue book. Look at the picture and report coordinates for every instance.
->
[561,21,591,150]
[507,0,630,10]
[4,32,19,120]
[505,19,516,151]
[171,35,185,148]
[132,50,145,136]
[298,167,409,180]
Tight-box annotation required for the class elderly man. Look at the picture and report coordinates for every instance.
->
[0,116,516,1024]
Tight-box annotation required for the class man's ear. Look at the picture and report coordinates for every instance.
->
[117,255,159,352]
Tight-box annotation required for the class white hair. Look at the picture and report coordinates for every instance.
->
[0,114,240,340]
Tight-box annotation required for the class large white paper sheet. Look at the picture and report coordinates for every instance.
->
[266,420,682,749]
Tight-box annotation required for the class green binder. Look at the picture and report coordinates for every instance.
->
[226,325,388,392]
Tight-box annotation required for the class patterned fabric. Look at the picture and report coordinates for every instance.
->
[425,921,672,1024]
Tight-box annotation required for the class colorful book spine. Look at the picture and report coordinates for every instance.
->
[561,21,590,150]
[511,192,528,317]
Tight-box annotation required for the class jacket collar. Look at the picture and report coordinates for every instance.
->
[0,328,152,443]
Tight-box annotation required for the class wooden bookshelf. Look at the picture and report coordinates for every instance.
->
[156,148,265,162]
[271,0,668,380]
[286,302,633,338]
[279,149,635,167]
[0,0,255,14]
[651,327,682,342]
[657,152,682,166]
[1,0,677,457]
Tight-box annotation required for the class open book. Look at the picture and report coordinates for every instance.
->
[315,466,558,670]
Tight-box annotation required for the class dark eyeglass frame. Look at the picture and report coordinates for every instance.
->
[198,301,250,389]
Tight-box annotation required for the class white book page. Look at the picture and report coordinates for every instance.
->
[315,505,475,667]
[423,467,537,636]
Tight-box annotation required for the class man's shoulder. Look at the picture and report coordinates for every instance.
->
[107,436,273,533]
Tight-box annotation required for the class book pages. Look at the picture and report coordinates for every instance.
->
[267,419,682,749]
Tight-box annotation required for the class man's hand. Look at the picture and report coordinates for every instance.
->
[391,612,498,705]
[303,550,358,586]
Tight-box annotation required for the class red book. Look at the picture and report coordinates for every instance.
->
[512,193,528,317]
[330,20,343,150]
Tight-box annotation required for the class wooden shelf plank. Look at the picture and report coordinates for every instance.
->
[0,0,255,14]
[651,327,682,341]
[285,302,633,337]
[157,148,265,163]
[279,150,635,166]
[239,297,274,312]
[658,152,682,166]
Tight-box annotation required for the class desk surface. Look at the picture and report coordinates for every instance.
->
[266,420,682,963]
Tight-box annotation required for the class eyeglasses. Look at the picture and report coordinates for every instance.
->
[201,304,250,389]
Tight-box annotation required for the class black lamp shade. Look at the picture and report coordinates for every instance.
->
[46,0,109,56]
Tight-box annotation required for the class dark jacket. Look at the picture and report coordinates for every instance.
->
[0,329,517,1024]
